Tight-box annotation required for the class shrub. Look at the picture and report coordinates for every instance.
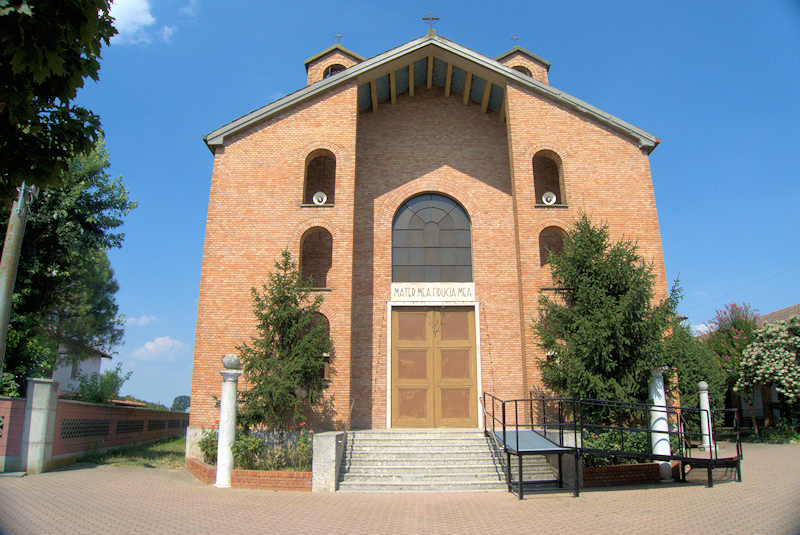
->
[75,363,131,404]
[197,425,263,470]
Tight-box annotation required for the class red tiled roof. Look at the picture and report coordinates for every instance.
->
[757,303,800,327]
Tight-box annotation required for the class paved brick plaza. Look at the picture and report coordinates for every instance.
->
[1,442,798,535]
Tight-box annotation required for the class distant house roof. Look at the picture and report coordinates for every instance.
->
[757,303,800,327]
[112,399,147,408]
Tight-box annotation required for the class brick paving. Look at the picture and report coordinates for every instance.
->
[1,442,798,535]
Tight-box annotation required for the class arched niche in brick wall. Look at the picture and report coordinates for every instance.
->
[533,150,565,206]
[304,149,336,205]
[323,64,346,78]
[539,226,565,267]
[512,65,533,77]
[300,227,333,288]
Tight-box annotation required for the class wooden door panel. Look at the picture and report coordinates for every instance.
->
[392,307,477,428]
[392,308,434,427]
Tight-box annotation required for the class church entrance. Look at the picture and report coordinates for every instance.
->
[390,307,477,428]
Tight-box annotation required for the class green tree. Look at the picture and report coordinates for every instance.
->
[703,302,760,433]
[237,250,332,431]
[1,140,134,387]
[667,320,727,432]
[75,362,131,404]
[47,249,123,365]
[0,0,116,198]
[737,317,800,425]
[533,213,677,418]
[170,395,190,413]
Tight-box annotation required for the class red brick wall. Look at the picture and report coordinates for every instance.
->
[505,80,668,398]
[584,462,660,487]
[584,461,682,487]
[191,81,358,432]
[306,51,361,86]
[51,401,188,457]
[0,398,26,457]
[185,457,312,491]
[192,48,667,437]
[354,85,525,427]
[496,51,549,84]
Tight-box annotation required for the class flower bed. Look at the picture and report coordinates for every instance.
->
[185,457,311,491]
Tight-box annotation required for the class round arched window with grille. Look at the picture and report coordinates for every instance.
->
[392,194,472,283]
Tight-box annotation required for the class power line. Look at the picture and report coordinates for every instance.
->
[682,262,800,313]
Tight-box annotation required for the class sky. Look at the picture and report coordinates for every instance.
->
[73,0,800,407]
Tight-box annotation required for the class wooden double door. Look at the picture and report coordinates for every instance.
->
[391,307,478,428]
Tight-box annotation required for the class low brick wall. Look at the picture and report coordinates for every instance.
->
[52,400,189,462]
[186,456,216,484]
[0,398,26,471]
[584,461,682,487]
[185,457,312,491]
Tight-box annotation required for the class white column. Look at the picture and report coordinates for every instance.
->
[20,378,59,474]
[649,368,673,482]
[698,381,715,452]
[215,354,242,489]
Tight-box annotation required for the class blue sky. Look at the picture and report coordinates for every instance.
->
[74,1,800,406]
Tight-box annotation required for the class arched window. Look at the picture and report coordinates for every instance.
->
[323,64,346,78]
[533,150,564,206]
[512,65,532,77]
[392,194,472,283]
[539,226,565,267]
[300,227,333,288]
[304,150,335,205]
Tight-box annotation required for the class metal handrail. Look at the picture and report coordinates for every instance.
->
[479,396,505,453]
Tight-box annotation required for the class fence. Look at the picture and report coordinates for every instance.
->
[1,378,188,473]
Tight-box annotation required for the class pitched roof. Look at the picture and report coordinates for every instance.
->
[304,44,364,69]
[204,33,658,153]
[756,303,800,327]
[494,46,550,68]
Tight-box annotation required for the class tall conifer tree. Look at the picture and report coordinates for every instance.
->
[533,213,676,416]
[237,250,332,431]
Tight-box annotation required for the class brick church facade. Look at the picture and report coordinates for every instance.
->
[188,31,668,450]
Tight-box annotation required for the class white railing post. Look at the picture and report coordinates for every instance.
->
[698,381,715,453]
[649,368,673,482]
[215,354,242,488]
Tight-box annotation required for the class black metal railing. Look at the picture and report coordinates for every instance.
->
[485,392,743,489]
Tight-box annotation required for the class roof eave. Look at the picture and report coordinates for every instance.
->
[204,35,657,153]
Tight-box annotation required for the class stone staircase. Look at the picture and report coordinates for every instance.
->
[337,429,556,492]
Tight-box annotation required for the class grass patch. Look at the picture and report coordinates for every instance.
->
[740,429,800,444]
[78,435,186,469]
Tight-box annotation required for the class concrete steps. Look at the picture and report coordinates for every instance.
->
[337,429,556,493]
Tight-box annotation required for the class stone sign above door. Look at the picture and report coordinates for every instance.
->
[391,283,475,303]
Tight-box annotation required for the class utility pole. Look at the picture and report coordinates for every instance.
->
[0,182,38,374]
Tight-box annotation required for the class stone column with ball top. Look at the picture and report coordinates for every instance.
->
[215,354,242,488]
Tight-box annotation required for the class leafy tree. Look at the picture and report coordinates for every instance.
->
[667,320,727,432]
[703,302,760,433]
[1,371,20,397]
[0,0,116,199]
[75,362,131,404]
[45,249,123,367]
[533,213,677,418]
[237,250,332,431]
[737,317,800,426]
[170,395,190,413]
[1,140,134,386]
